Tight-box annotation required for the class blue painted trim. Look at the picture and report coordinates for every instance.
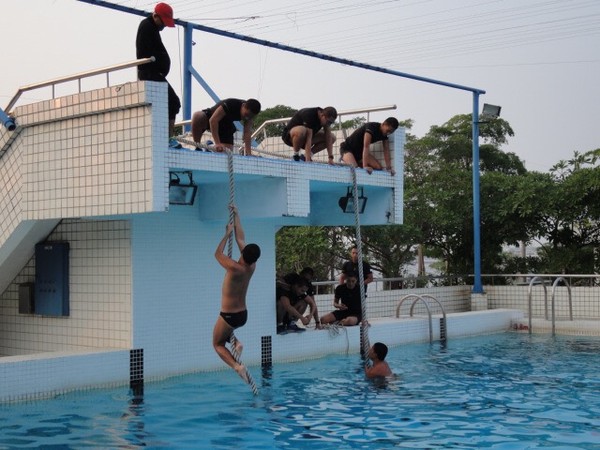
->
[472,92,483,294]
[77,0,485,95]
[188,65,220,104]
[182,24,193,132]
[0,107,16,131]
[188,67,243,133]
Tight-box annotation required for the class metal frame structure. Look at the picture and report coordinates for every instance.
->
[62,1,488,292]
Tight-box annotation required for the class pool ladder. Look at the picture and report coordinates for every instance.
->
[527,276,572,336]
[396,294,447,344]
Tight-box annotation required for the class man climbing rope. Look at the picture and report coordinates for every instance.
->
[213,205,261,382]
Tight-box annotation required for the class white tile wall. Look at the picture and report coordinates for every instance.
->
[486,285,600,319]
[0,82,165,228]
[0,219,132,356]
[129,208,278,378]
[0,140,23,248]
[0,349,129,403]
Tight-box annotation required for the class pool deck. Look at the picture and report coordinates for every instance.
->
[512,317,600,336]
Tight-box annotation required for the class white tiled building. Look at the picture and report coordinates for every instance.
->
[0,80,415,401]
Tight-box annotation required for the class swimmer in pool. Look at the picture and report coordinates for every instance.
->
[365,342,393,379]
[213,205,261,381]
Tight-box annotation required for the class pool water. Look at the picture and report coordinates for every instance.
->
[1,333,600,449]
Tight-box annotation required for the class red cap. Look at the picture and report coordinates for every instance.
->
[154,2,175,27]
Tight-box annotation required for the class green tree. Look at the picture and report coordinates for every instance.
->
[331,116,366,131]
[404,113,530,274]
[253,105,298,141]
[502,150,599,275]
[337,224,421,280]
[275,226,346,281]
[536,158,600,274]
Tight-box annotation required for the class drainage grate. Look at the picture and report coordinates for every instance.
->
[130,348,144,395]
[261,336,272,367]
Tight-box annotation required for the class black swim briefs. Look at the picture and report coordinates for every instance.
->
[220,310,248,329]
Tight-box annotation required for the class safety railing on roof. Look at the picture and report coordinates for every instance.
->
[250,104,397,143]
[252,104,398,161]
[3,57,155,124]
[174,104,398,161]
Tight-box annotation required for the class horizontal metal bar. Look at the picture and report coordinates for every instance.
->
[77,0,486,95]
[5,57,154,112]
[251,104,397,139]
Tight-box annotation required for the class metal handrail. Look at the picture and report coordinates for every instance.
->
[551,277,573,336]
[4,57,155,113]
[250,104,397,141]
[396,294,447,343]
[527,276,548,334]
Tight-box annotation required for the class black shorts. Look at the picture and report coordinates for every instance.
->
[203,109,236,145]
[220,310,248,329]
[282,129,292,147]
[339,142,361,162]
[332,309,361,323]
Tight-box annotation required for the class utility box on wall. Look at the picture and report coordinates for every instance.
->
[34,242,70,316]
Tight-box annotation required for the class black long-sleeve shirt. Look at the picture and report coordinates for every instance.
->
[136,16,170,81]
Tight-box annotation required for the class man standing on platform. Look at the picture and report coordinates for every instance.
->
[136,2,182,148]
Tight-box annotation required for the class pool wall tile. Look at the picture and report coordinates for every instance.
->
[0,350,129,402]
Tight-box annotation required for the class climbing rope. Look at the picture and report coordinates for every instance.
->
[226,150,235,257]
[321,322,350,355]
[224,149,259,395]
[350,166,371,366]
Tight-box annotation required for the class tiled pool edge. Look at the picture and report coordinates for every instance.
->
[1,309,523,403]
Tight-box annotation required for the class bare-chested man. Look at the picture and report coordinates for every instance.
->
[213,205,261,381]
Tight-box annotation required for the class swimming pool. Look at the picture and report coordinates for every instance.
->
[1,333,599,449]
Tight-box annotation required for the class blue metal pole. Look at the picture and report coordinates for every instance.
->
[188,66,242,133]
[189,66,221,104]
[77,0,485,95]
[0,107,16,131]
[472,92,483,294]
[182,23,193,132]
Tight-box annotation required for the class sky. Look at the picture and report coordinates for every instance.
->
[2,0,599,172]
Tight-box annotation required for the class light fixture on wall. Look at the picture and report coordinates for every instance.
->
[338,186,367,214]
[169,171,198,206]
[480,103,502,122]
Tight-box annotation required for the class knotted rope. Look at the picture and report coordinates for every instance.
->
[226,149,258,395]
[350,166,371,366]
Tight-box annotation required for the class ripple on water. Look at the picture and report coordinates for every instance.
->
[1,333,599,448]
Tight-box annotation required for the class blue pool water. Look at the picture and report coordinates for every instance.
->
[1,333,600,449]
